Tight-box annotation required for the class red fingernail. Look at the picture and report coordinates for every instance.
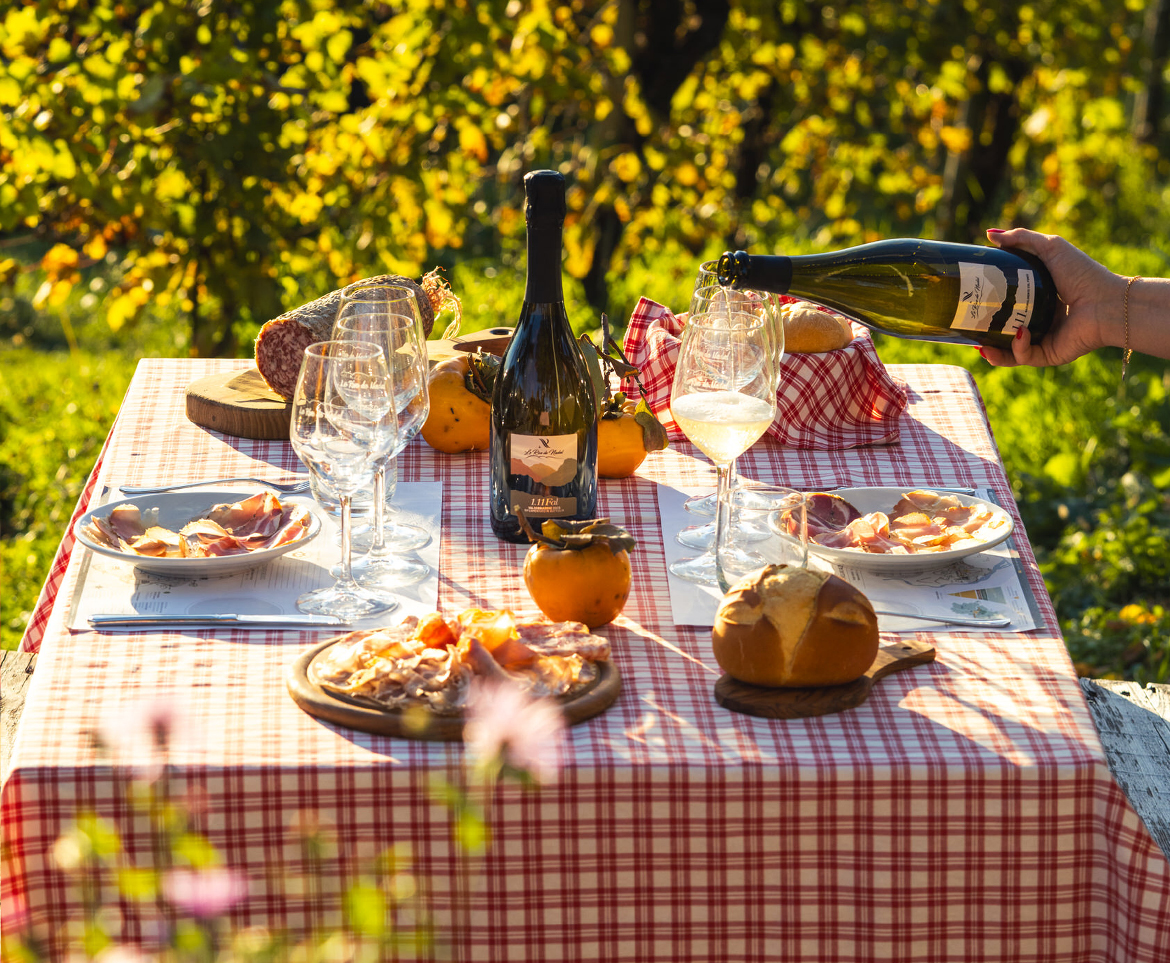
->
[987,228,1005,235]
[979,347,989,360]
[1015,327,1024,340]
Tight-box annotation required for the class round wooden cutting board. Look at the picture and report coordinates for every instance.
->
[286,637,621,741]
[184,328,515,440]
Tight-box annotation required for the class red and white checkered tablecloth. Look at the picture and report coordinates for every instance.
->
[4,359,1170,961]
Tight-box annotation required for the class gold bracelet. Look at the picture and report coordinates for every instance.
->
[1122,275,1140,381]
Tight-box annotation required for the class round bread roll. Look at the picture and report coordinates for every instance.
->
[782,303,854,353]
[712,564,878,687]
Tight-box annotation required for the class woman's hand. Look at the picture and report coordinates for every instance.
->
[980,228,1125,368]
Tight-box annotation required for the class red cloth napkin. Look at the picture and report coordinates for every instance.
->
[621,297,908,449]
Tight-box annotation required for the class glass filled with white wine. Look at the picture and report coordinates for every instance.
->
[668,311,777,587]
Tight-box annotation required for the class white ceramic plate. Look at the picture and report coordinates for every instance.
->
[74,490,322,577]
[767,487,1014,572]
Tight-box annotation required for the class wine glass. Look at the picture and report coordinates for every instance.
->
[334,308,432,588]
[290,341,398,618]
[675,289,784,553]
[681,261,784,518]
[333,281,432,554]
[668,312,777,587]
[715,483,810,588]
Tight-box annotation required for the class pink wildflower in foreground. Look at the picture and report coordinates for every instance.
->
[96,694,189,782]
[462,679,565,783]
[162,866,248,919]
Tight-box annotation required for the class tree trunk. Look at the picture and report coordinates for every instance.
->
[1134,0,1170,150]
[582,0,731,313]
[937,55,1027,243]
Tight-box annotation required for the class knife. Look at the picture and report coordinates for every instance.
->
[88,614,351,630]
[872,610,1010,628]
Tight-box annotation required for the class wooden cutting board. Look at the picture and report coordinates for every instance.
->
[714,638,936,719]
[184,328,515,440]
[286,636,621,741]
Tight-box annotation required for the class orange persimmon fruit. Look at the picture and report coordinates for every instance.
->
[522,517,635,629]
[420,351,499,453]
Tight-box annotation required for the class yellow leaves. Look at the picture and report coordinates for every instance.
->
[153,169,190,202]
[105,287,150,332]
[938,125,971,154]
[84,235,108,261]
[590,23,613,49]
[287,192,324,224]
[458,122,488,163]
[41,240,75,271]
[675,162,700,187]
[0,76,19,106]
[609,151,642,183]
[1,6,47,58]
[48,36,71,63]
[563,218,594,279]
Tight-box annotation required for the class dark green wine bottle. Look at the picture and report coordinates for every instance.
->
[489,171,598,543]
[716,239,1058,349]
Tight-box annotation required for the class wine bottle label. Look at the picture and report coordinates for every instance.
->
[951,262,1035,336]
[507,432,579,518]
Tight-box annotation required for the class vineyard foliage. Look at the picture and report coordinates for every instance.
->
[3,0,1170,675]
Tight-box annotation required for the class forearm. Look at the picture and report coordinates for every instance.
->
[1109,277,1170,361]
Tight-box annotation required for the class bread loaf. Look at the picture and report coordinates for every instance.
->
[712,564,878,687]
[781,302,854,353]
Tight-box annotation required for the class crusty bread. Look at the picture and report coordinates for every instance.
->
[781,303,854,353]
[712,564,878,687]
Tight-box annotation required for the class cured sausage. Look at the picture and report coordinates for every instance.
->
[254,274,437,400]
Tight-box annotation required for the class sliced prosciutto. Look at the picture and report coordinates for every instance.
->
[310,609,611,714]
[82,491,312,559]
[794,489,1007,555]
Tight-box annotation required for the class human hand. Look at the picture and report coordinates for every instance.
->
[979,228,1124,368]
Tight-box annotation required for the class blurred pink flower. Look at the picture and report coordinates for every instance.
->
[462,679,565,783]
[162,866,248,919]
[96,694,189,782]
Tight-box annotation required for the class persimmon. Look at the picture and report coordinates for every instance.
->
[420,350,499,453]
[521,517,635,629]
[597,392,668,478]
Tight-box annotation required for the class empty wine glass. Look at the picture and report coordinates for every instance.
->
[334,281,432,553]
[715,483,809,588]
[668,312,777,588]
[290,341,397,618]
[335,308,431,588]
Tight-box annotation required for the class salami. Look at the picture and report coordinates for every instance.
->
[254,274,437,400]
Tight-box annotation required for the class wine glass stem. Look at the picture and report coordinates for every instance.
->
[714,462,734,593]
[338,493,359,588]
[372,466,388,552]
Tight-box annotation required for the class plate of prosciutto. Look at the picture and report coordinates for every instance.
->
[75,489,321,577]
[768,487,1014,572]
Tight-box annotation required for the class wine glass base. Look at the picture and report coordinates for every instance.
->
[296,584,397,619]
[676,519,771,551]
[668,552,719,586]
[683,490,717,517]
[347,526,432,554]
[351,553,431,588]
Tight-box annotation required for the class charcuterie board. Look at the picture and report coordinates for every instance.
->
[286,636,621,741]
[184,328,514,440]
[714,639,936,719]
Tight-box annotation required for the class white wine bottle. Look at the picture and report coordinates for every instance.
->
[489,170,598,542]
[716,239,1058,350]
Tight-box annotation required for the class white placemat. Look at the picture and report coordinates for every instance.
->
[67,482,441,631]
[657,484,1039,632]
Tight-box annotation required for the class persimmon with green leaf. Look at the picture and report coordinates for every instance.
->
[521,516,635,629]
